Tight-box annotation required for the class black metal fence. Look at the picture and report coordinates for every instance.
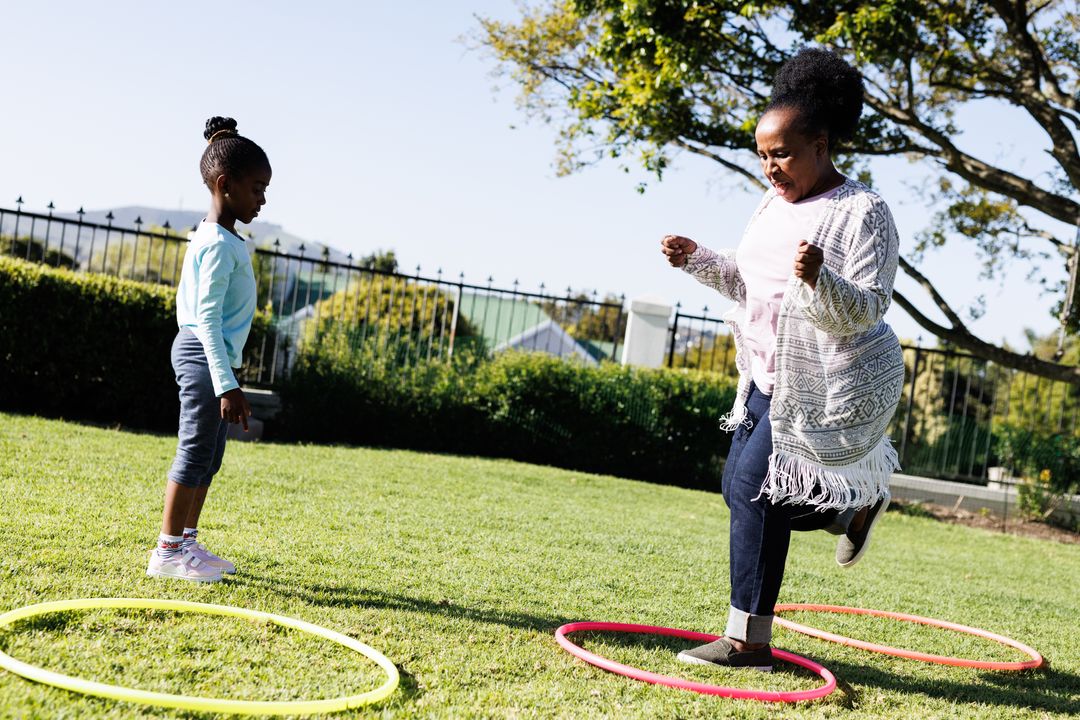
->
[666,307,1079,483]
[666,302,735,375]
[243,251,627,387]
[0,201,191,283]
[0,201,627,388]
[5,200,1076,485]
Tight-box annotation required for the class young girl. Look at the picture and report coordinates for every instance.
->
[147,116,271,582]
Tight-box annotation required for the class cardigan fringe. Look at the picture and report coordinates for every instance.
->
[758,436,899,511]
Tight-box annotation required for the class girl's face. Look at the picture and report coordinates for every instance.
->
[754,107,830,203]
[222,165,272,224]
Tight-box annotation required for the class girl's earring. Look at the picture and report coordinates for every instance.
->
[224,192,230,198]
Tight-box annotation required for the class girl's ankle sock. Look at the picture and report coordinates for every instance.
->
[156,533,184,560]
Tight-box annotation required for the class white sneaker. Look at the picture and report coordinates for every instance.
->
[189,543,236,575]
[146,548,223,583]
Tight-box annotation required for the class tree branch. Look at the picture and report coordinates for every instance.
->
[985,0,1080,187]
[898,256,966,328]
[892,288,1080,382]
[863,92,1080,224]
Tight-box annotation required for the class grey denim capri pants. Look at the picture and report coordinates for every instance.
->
[168,327,229,488]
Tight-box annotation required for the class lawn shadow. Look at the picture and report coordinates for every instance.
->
[822,656,1080,715]
[229,573,572,635]
[228,573,578,708]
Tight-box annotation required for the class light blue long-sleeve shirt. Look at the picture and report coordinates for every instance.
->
[176,221,257,396]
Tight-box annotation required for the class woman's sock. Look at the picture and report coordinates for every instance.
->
[182,527,199,549]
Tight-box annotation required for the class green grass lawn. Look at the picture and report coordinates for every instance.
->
[0,412,1077,719]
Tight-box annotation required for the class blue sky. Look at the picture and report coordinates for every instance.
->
[2,1,1071,349]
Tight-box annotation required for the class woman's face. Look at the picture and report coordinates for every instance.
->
[755,107,830,203]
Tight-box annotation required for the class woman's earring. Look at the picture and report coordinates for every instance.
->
[225,192,230,198]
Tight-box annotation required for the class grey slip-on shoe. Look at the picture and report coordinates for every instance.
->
[836,493,890,568]
[676,638,773,671]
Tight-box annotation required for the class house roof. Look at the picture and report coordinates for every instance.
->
[459,292,555,347]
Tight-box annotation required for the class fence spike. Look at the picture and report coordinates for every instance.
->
[106,211,114,223]
[77,207,85,217]
[15,196,23,206]
[163,220,171,230]
[47,201,55,213]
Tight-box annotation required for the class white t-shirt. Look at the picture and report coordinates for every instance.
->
[734,186,839,394]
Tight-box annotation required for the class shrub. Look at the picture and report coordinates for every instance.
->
[995,422,1080,496]
[277,346,736,490]
[0,256,178,429]
[1,235,76,269]
[0,257,272,431]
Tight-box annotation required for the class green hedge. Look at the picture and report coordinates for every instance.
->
[0,257,272,431]
[277,347,737,490]
[0,257,179,429]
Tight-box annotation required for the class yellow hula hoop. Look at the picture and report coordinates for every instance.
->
[0,598,399,716]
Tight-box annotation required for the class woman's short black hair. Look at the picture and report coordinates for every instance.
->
[199,116,270,188]
[765,48,864,148]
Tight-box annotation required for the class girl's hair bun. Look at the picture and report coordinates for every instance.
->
[203,116,239,143]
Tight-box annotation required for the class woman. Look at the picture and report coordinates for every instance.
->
[661,48,905,670]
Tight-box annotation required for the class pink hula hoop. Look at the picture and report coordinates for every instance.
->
[554,621,836,703]
[773,604,1044,671]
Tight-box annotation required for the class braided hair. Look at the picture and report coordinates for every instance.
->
[199,116,270,189]
[765,48,864,150]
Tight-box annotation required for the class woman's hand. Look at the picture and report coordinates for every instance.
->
[661,235,698,268]
[794,240,824,290]
[221,388,252,431]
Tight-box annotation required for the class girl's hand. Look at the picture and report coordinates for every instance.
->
[221,388,252,431]
[661,235,698,267]
[794,240,824,290]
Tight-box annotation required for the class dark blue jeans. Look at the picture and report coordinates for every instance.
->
[167,328,228,488]
[720,383,839,644]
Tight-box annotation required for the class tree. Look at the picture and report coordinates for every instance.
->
[541,291,627,343]
[477,0,1080,381]
[359,249,399,274]
[298,275,476,366]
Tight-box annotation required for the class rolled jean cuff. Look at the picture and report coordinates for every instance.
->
[725,606,773,645]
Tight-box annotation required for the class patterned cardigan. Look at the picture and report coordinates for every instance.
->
[683,178,905,511]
